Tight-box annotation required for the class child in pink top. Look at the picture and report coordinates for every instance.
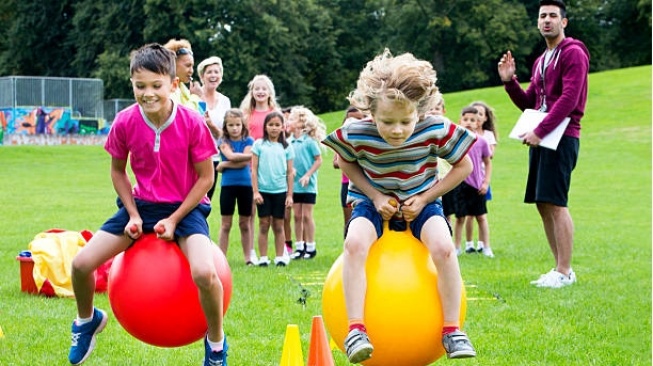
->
[67,43,228,366]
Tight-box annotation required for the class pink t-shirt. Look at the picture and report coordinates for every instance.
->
[105,102,217,205]
[248,108,274,140]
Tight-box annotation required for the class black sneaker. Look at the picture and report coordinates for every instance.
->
[303,249,317,259]
[290,248,305,260]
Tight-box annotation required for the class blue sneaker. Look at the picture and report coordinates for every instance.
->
[204,334,228,366]
[68,308,108,365]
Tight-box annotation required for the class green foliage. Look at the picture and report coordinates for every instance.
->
[0,0,650,112]
[0,66,650,365]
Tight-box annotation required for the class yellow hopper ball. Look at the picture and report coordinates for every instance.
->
[322,223,467,366]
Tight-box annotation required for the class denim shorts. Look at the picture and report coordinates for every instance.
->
[348,198,449,240]
[100,198,211,239]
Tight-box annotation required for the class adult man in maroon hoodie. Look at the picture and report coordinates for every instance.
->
[498,0,590,288]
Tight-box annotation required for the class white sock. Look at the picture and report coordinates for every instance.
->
[76,315,93,325]
[465,241,474,248]
[477,241,485,249]
[306,242,316,251]
[207,334,224,352]
[295,241,305,250]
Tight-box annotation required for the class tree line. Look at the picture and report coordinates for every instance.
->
[0,0,650,113]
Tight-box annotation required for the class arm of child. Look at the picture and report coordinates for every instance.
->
[333,154,340,169]
[111,157,143,238]
[299,154,322,187]
[220,142,252,162]
[401,155,473,222]
[217,160,249,172]
[337,157,398,220]
[156,158,214,241]
[251,154,263,205]
[479,156,492,195]
[286,159,294,207]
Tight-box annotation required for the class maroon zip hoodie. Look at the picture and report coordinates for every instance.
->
[504,37,590,139]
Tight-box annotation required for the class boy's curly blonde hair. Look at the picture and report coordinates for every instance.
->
[348,49,440,119]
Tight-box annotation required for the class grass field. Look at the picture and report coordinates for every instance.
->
[0,65,650,365]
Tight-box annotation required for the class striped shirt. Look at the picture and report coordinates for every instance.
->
[322,115,476,205]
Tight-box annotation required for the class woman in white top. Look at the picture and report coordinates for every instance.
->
[197,56,232,199]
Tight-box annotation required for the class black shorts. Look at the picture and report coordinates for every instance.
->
[453,182,487,218]
[441,185,458,217]
[220,185,253,216]
[340,182,349,208]
[257,192,287,219]
[293,192,316,204]
[525,136,579,207]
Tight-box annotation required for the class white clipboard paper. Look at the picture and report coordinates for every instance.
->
[509,109,570,150]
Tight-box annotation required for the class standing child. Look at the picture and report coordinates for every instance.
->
[426,94,458,228]
[239,74,280,259]
[281,106,296,255]
[251,111,294,267]
[216,109,256,265]
[463,101,498,254]
[67,44,228,366]
[322,49,477,363]
[239,74,280,141]
[333,107,366,238]
[453,107,494,258]
[287,106,326,259]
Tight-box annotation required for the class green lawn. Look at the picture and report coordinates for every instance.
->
[0,65,650,365]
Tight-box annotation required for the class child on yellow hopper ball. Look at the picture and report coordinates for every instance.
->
[322,49,477,364]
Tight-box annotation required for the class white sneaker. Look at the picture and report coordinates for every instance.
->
[455,247,463,256]
[274,255,290,267]
[530,269,557,285]
[481,247,494,258]
[464,242,476,254]
[257,256,271,267]
[249,249,259,265]
[536,269,577,288]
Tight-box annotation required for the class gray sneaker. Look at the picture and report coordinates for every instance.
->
[344,329,373,363]
[442,330,476,359]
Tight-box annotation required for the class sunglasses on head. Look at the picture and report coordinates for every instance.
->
[176,48,193,56]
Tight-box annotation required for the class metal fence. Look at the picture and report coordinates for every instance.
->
[0,76,104,119]
[103,99,134,125]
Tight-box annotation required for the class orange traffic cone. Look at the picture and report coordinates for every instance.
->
[280,324,304,365]
[307,316,335,366]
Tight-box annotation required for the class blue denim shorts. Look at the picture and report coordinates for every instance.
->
[348,198,449,240]
[100,198,211,239]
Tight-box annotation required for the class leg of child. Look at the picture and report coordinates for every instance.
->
[453,215,465,252]
[292,203,305,254]
[302,203,317,257]
[421,216,463,326]
[258,216,271,258]
[342,217,377,322]
[179,234,225,346]
[464,215,475,251]
[476,214,492,257]
[284,206,293,253]
[218,215,233,255]
[272,217,286,258]
[238,215,253,262]
[72,231,132,317]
